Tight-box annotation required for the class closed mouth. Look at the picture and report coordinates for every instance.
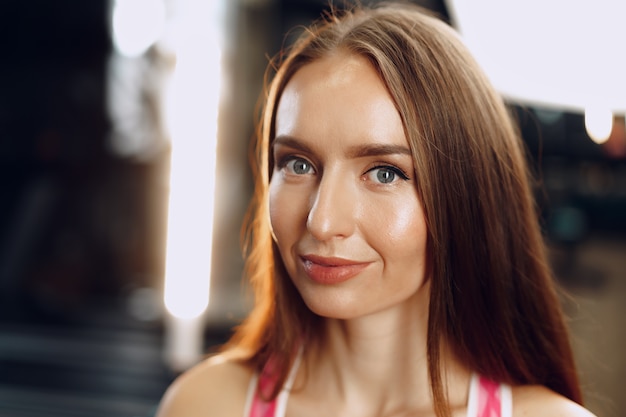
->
[299,254,371,284]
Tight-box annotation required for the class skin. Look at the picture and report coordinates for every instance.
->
[156,51,596,417]
[270,50,429,322]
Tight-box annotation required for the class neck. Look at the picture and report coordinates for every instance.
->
[300,290,470,415]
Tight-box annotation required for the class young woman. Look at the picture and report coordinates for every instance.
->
[157,3,596,417]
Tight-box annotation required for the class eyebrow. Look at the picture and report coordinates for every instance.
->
[272,135,412,158]
[272,135,315,155]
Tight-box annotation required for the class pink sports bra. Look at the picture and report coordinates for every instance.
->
[244,352,513,417]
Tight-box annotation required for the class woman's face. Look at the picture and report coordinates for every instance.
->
[269,52,429,320]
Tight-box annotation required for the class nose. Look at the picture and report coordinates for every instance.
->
[306,172,356,241]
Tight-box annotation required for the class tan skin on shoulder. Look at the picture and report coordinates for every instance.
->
[155,358,597,417]
[153,333,599,417]
[155,355,253,417]
[511,385,597,417]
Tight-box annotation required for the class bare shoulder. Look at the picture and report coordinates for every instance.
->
[512,385,596,417]
[155,354,254,417]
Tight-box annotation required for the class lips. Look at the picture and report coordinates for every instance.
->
[300,254,371,285]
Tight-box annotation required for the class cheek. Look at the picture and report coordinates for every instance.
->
[372,197,428,257]
[380,201,426,243]
[268,180,306,243]
[268,181,283,239]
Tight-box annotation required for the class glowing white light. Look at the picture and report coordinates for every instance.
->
[163,314,205,371]
[162,0,223,322]
[446,0,626,113]
[111,0,166,57]
[585,107,613,144]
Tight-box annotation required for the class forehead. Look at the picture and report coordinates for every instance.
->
[274,52,407,148]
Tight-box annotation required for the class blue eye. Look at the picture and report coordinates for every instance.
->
[375,168,395,183]
[286,157,313,175]
[367,166,409,184]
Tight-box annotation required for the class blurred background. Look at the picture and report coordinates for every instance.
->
[0,0,624,416]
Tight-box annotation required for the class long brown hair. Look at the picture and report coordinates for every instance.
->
[224,3,583,415]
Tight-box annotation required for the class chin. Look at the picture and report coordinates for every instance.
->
[301,292,394,321]
[300,293,367,320]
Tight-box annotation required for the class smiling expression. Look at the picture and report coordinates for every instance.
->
[269,52,429,320]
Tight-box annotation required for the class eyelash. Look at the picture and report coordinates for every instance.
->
[367,165,411,181]
[276,155,315,173]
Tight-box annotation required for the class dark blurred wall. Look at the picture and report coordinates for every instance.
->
[0,0,169,321]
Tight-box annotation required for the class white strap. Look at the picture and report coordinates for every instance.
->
[243,373,259,417]
[501,382,513,417]
[274,346,304,417]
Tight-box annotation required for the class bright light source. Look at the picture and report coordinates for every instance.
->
[163,63,220,319]
[164,314,205,371]
[446,0,626,113]
[585,107,613,144]
[111,0,166,57]
[162,0,224,322]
